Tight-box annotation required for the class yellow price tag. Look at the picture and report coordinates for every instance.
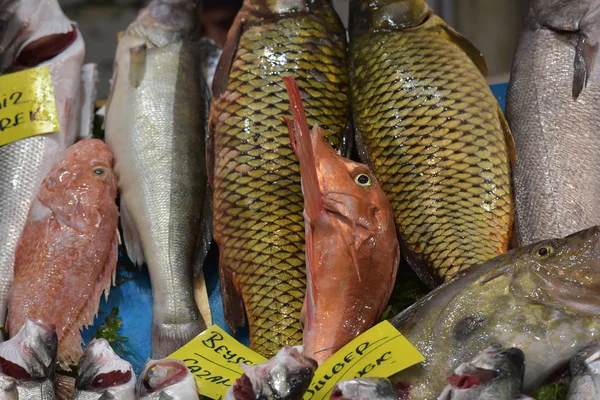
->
[0,66,59,146]
[303,321,424,400]
[169,325,267,400]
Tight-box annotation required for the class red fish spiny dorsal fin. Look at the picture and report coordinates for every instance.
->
[283,76,324,220]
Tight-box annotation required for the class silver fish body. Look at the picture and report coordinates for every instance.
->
[329,378,398,400]
[104,0,210,358]
[507,0,600,246]
[566,341,600,400]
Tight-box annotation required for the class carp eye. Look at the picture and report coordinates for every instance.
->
[536,245,553,258]
[93,167,105,176]
[355,174,372,187]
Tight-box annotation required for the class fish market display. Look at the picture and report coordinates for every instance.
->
[136,358,198,399]
[506,0,600,246]
[566,341,600,400]
[72,339,136,400]
[209,0,350,357]
[390,226,600,399]
[0,0,87,332]
[349,0,515,286]
[199,37,221,97]
[284,77,399,364]
[104,0,210,358]
[329,378,398,400]
[7,139,119,367]
[225,346,317,400]
[437,344,525,400]
[0,318,57,399]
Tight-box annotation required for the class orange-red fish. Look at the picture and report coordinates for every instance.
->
[283,77,400,364]
[7,138,119,367]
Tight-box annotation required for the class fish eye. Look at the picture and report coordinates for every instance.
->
[536,245,553,258]
[93,167,105,176]
[355,173,372,187]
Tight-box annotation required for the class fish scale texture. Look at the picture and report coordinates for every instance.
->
[211,8,348,357]
[351,27,513,284]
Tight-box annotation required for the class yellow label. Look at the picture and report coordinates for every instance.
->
[0,66,59,146]
[169,325,267,400]
[303,321,425,400]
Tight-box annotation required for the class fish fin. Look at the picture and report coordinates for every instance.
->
[398,234,438,289]
[219,263,246,332]
[55,373,75,400]
[152,320,204,359]
[573,34,598,100]
[194,183,213,278]
[128,44,147,88]
[102,230,119,301]
[79,63,98,140]
[440,22,488,77]
[212,15,244,97]
[496,103,516,166]
[354,127,375,171]
[194,272,212,327]
[58,328,84,368]
[119,199,145,267]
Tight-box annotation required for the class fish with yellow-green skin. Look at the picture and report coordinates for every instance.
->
[349,0,516,287]
[208,0,350,358]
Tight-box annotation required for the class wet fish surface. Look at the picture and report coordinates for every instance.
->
[566,341,600,400]
[329,377,398,400]
[284,77,399,364]
[7,139,119,367]
[136,358,199,399]
[72,338,136,400]
[104,0,210,358]
[390,226,600,399]
[0,0,85,331]
[349,0,515,286]
[209,0,350,357]
[507,0,600,246]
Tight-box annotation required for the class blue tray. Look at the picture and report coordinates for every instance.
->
[83,83,510,375]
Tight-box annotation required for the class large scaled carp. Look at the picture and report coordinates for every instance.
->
[209,0,350,357]
[390,226,600,399]
[349,0,515,287]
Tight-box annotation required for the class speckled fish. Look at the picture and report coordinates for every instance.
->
[6,139,119,367]
[0,0,85,333]
[284,77,399,364]
[329,378,398,400]
[104,0,211,358]
[136,359,199,399]
[507,0,600,246]
[389,226,600,399]
[209,0,350,357]
[437,344,525,400]
[0,318,57,400]
[349,0,515,287]
[225,346,317,400]
[566,341,600,400]
[72,339,136,400]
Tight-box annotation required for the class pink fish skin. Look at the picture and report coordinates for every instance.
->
[283,77,400,365]
[7,138,119,367]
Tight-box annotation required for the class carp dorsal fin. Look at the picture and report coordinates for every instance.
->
[497,103,517,166]
[573,35,598,99]
[438,20,489,77]
[128,43,147,88]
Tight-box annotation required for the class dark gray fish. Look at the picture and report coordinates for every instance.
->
[329,377,397,400]
[566,341,600,400]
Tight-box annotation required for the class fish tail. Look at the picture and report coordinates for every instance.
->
[151,320,204,359]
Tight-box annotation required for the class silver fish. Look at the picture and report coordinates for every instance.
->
[437,344,525,400]
[104,0,211,358]
[329,378,398,400]
[0,0,85,332]
[72,339,136,400]
[507,0,600,246]
[225,346,317,400]
[0,318,57,399]
[136,359,198,399]
[566,341,600,400]
[390,226,600,399]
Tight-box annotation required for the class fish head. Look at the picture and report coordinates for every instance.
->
[330,377,398,400]
[228,347,317,400]
[570,341,600,377]
[38,139,118,232]
[136,358,198,399]
[350,0,431,34]
[127,0,199,47]
[243,0,312,14]
[75,339,135,394]
[0,318,57,381]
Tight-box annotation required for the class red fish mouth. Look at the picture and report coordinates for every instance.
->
[16,25,77,67]
[447,369,496,389]
[143,360,188,393]
[0,357,31,380]
[92,370,133,390]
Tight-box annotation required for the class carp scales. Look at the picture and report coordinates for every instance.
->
[389,226,600,399]
[507,0,600,246]
[284,77,399,364]
[349,0,515,287]
[209,0,350,357]
[104,0,211,358]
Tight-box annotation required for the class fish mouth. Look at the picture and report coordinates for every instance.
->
[15,26,77,67]
[140,359,188,394]
[447,369,496,389]
[76,339,134,391]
